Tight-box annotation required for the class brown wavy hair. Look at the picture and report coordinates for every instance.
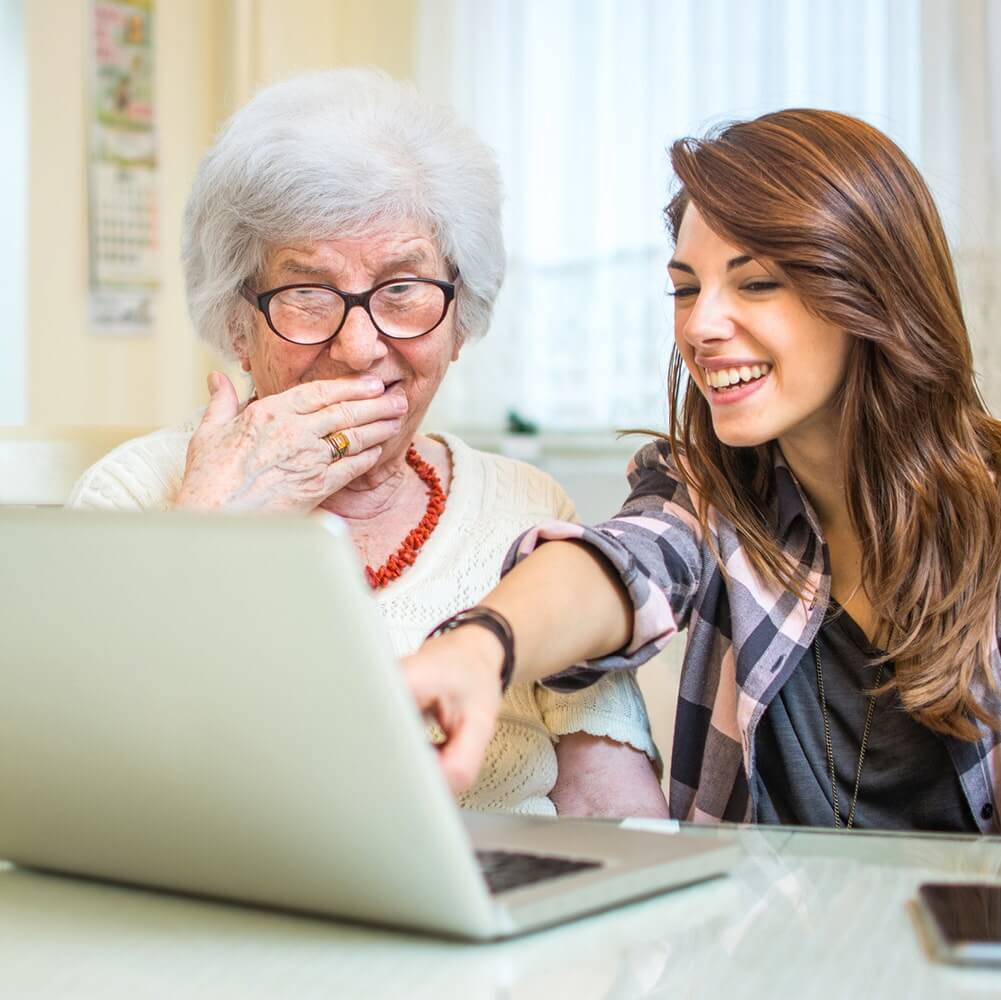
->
[663,109,1001,740]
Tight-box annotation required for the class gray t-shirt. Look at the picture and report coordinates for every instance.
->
[753,605,978,832]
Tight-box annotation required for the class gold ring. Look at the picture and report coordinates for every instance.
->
[324,431,350,462]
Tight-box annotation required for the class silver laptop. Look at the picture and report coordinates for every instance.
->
[0,508,737,940]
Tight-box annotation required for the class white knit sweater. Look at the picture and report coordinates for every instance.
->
[68,418,657,815]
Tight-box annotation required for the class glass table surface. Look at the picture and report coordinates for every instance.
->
[2,822,1000,999]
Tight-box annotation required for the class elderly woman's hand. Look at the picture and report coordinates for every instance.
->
[173,371,406,513]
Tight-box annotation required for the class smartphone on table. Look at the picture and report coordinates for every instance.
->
[917,882,1001,965]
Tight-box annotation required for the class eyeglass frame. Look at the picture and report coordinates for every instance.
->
[239,277,458,346]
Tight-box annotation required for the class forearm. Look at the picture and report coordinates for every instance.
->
[475,539,633,687]
[551,734,669,818]
[404,539,636,793]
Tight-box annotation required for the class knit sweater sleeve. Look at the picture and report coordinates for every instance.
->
[535,669,659,765]
[66,423,195,512]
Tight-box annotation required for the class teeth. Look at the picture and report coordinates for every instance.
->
[704,363,771,389]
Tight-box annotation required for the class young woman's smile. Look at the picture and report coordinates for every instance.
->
[700,359,773,403]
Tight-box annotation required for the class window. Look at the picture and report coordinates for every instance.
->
[0,0,26,425]
[419,0,924,432]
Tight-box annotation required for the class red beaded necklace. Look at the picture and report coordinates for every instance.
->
[365,446,446,589]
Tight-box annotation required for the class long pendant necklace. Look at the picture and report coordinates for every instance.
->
[814,640,885,830]
[364,446,446,589]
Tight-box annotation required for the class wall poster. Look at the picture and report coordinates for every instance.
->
[88,0,157,335]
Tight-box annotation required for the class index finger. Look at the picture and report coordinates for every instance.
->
[435,705,496,793]
[281,376,386,415]
[403,652,498,793]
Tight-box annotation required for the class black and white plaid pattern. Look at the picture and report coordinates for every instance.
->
[506,439,1001,832]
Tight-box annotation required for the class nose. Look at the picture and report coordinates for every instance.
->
[328,304,388,371]
[678,287,737,351]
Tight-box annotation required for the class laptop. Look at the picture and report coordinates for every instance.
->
[0,508,738,940]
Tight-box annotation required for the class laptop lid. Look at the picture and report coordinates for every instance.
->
[0,509,499,938]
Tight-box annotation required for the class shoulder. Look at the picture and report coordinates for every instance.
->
[433,432,575,521]
[67,412,200,511]
[621,436,698,518]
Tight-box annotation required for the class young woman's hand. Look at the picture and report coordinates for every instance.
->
[401,627,507,793]
[403,540,636,791]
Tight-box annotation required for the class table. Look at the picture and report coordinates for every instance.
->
[3,823,1001,999]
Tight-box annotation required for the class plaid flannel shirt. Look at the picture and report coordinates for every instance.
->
[504,439,1001,833]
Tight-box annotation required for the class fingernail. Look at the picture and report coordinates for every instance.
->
[363,377,383,391]
[391,394,408,411]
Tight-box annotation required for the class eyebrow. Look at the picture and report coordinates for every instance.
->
[667,255,755,275]
[274,261,333,280]
[373,251,436,277]
[273,251,437,283]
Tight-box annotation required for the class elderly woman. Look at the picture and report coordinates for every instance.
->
[69,70,667,819]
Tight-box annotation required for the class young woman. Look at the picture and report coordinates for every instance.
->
[404,108,1001,832]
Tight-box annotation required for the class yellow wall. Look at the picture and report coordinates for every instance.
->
[26,0,416,426]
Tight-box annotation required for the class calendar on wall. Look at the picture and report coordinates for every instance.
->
[88,0,157,335]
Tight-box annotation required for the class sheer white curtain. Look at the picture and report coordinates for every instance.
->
[417,0,1001,433]
[921,0,1001,412]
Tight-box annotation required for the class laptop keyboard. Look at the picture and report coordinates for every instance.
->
[475,849,603,895]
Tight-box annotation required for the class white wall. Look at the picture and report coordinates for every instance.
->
[0,0,26,425]
[22,0,416,428]
[25,0,230,427]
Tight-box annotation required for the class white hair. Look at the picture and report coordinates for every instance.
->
[182,69,505,358]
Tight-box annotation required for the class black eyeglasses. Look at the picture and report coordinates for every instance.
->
[240,278,457,345]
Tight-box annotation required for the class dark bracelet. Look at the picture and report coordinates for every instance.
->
[427,606,516,692]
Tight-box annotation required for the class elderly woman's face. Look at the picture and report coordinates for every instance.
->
[239,225,462,467]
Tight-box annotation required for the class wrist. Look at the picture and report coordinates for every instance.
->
[173,476,240,512]
[171,486,216,511]
[171,488,196,511]
[427,606,515,691]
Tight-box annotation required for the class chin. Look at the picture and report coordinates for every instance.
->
[711,422,774,450]
[380,433,413,463]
